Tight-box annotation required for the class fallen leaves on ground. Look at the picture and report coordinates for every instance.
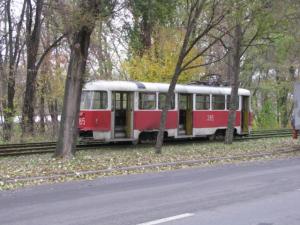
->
[0,137,299,190]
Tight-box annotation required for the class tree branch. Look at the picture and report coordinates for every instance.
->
[36,33,67,70]
[183,3,224,59]
[181,27,229,71]
[25,0,33,35]
[13,0,26,63]
[239,29,259,57]
[181,50,229,71]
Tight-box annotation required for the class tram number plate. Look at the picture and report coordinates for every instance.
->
[206,115,214,121]
[79,117,86,126]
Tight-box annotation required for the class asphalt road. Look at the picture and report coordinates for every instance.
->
[1,157,300,225]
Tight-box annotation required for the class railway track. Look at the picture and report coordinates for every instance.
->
[0,129,293,157]
[236,129,292,140]
[0,141,109,156]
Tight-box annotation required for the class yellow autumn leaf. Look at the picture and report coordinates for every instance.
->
[122,27,204,83]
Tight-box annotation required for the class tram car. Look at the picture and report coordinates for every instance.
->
[79,80,252,142]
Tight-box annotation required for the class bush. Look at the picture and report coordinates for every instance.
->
[254,100,279,129]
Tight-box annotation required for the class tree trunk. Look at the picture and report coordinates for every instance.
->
[154,31,190,153]
[48,99,59,137]
[0,59,11,142]
[155,0,208,153]
[39,13,52,134]
[48,49,60,138]
[39,90,46,133]
[225,23,242,144]
[3,33,16,141]
[278,87,288,127]
[22,68,38,134]
[2,0,26,141]
[3,73,15,140]
[0,56,4,122]
[154,67,181,153]
[54,26,93,158]
[22,0,44,135]
[139,0,153,56]
[141,17,152,52]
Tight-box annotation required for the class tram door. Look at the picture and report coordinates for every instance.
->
[112,92,133,138]
[241,96,249,133]
[178,94,193,135]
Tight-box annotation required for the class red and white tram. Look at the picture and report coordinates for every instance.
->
[79,80,252,142]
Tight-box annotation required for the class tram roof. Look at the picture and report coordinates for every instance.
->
[83,80,250,96]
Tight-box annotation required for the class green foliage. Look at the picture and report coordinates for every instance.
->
[37,66,65,109]
[254,100,279,129]
[130,0,176,24]
[273,34,296,63]
[236,0,300,130]
[127,0,180,54]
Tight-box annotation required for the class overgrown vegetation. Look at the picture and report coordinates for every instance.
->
[253,100,279,129]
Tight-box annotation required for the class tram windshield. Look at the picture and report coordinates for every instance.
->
[80,91,108,110]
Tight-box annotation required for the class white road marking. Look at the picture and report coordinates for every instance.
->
[136,213,194,225]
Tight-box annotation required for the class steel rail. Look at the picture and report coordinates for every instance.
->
[0,129,293,157]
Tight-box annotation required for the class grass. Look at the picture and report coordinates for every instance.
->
[0,124,57,144]
[0,137,299,190]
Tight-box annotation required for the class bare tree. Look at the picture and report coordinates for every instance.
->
[224,0,278,144]
[22,0,44,135]
[155,0,228,153]
[22,0,65,135]
[89,20,113,80]
[55,0,116,158]
[224,23,241,144]
[0,0,26,141]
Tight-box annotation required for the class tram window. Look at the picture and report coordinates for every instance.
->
[114,92,127,110]
[179,95,186,110]
[123,94,127,109]
[115,93,121,109]
[226,95,239,110]
[196,94,210,110]
[212,95,225,110]
[80,91,93,109]
[139,93,156,109]
[92,91,107,109]
[158,93,175,110]
[179,95,190,110]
